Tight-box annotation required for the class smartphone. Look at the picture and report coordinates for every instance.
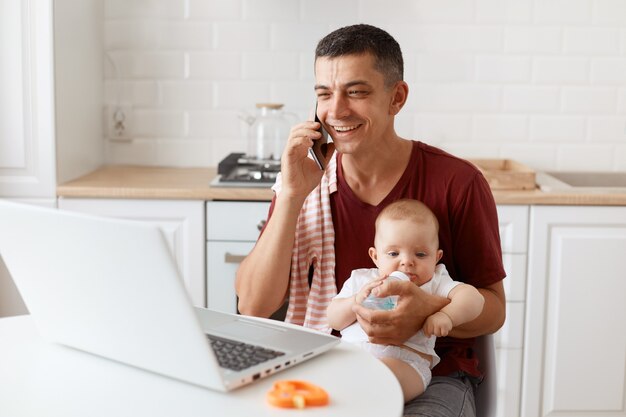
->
[308,103,329,170]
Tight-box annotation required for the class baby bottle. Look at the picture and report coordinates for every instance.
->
[361,271,410,310]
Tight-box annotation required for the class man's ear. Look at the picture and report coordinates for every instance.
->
[368,247,378,263]
[389,81,409,115]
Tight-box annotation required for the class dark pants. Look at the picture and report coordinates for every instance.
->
[403,374,479,417]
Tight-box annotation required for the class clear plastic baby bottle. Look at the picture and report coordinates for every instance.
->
[361,271,410,310]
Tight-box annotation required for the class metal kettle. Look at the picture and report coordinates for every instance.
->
[239,103,295,161]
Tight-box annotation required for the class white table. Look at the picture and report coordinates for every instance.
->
[0,315,403,417]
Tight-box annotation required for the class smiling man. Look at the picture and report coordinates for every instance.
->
[236,24,506,417]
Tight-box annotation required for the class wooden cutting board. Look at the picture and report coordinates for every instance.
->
[469,159,537,190]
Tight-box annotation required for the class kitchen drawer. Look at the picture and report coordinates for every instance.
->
[206,201,270,241]
[497,205,529,254]
[494,302,524,349]
[495,348,522,417]
[502,253,526,302]
[207,241,255,314]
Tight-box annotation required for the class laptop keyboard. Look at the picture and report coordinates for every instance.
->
[206,334,286,371]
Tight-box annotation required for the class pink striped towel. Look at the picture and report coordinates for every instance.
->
[271,152,338,333]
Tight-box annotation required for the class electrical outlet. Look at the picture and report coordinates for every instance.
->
[105,105,133,140]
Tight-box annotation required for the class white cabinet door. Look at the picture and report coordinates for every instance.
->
[206,241,254,314]
[495,205,529,417]
[206,201,270,314]
[58,198,206,307]
[523,206,626,417]
[0,0,56,198]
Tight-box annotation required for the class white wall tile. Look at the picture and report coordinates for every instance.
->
[160,81,213,110]
[533,58,589,84]
[104,81,160,106]
[187,110,241,139]
[587,117,626,142]
[133,110,187,137]
[473,115,528,141]
[157,22,212,50]
[593,0,626,25]
[271,23,328,51]
[102,0,626,170]
[243,0,299,21]
[416,54,475,83]
[106,0,185,19]
[242,52,299,80]
[270,81,317,112]
[415,114,473,142]
[440,142,502,159]
[530,116,587,142]
[564,28,620,55]
[107,51,186,79]
[476,0,532,23]
[591,58,626,84]
[410,26,503,52]
[562,87,616,114]
[214,81,271,109]
[504,27,561,54]
[188,0,242,20]
[557,145,614,170]
[105,139,158,165]
[503,87,560,113]
[413,85,501,112]
[614,146,626,170]
[188,53,241,80]
[499,144,558,171]
[214,22,270,51]
[301,0,359,22]
[156,139,213,167]
[476,56,531,83]
[105,21,159,50]
[619,88,626,113]
[359,0,474,24]
[534,0,592,24]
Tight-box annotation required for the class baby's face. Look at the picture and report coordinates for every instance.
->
[369,218,442,286]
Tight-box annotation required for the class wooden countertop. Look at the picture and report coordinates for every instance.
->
[57,165,626,206]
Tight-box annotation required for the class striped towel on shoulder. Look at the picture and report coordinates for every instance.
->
[271,153,338,333]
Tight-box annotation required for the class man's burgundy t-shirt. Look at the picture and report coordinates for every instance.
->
[266,141,506,377]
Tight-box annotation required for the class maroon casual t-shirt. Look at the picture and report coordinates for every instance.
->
[264,140,506,377]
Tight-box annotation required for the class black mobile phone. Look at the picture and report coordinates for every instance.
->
[309,103,329,170]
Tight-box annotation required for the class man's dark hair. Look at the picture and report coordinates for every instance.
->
[315,24,404,88]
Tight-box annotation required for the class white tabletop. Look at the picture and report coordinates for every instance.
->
[0,315,403,417]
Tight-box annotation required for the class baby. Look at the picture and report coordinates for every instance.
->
[327,199,485,401]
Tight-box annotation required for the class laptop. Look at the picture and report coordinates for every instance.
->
[0,201,339,391]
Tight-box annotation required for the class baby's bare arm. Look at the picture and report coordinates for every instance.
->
[423,283,484,337]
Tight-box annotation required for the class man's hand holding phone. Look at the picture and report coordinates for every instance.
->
[308,103,333,170]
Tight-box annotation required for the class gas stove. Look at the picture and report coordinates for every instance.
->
[211,153,280,188]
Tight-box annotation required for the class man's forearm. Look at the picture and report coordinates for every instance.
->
[235,194,304,317]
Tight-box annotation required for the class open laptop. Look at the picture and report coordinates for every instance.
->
[0,201,338,391]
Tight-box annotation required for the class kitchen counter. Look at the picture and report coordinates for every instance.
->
[57,165,626,206]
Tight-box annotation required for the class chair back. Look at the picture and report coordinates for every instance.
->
[474,334,497,417]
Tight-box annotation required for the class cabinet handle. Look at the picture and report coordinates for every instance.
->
[224,253,247,264]
[257,220,267,231]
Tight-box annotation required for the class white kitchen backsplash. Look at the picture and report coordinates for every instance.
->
[103,0,626,170]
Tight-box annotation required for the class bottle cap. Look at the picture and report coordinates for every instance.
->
[389,271,410,281]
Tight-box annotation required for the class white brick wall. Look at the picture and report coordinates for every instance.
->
[104,0,626,170]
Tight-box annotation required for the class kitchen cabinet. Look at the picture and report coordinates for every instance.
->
[494,205,529,417]
[57,198,205,307]
[206,201,270,313]
[0,0,104,317]
[522,206,626,417]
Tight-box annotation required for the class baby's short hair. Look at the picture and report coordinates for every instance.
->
[376,199,440,234]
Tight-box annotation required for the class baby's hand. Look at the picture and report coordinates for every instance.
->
[355,278,385,305]
[423,311,453,337]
